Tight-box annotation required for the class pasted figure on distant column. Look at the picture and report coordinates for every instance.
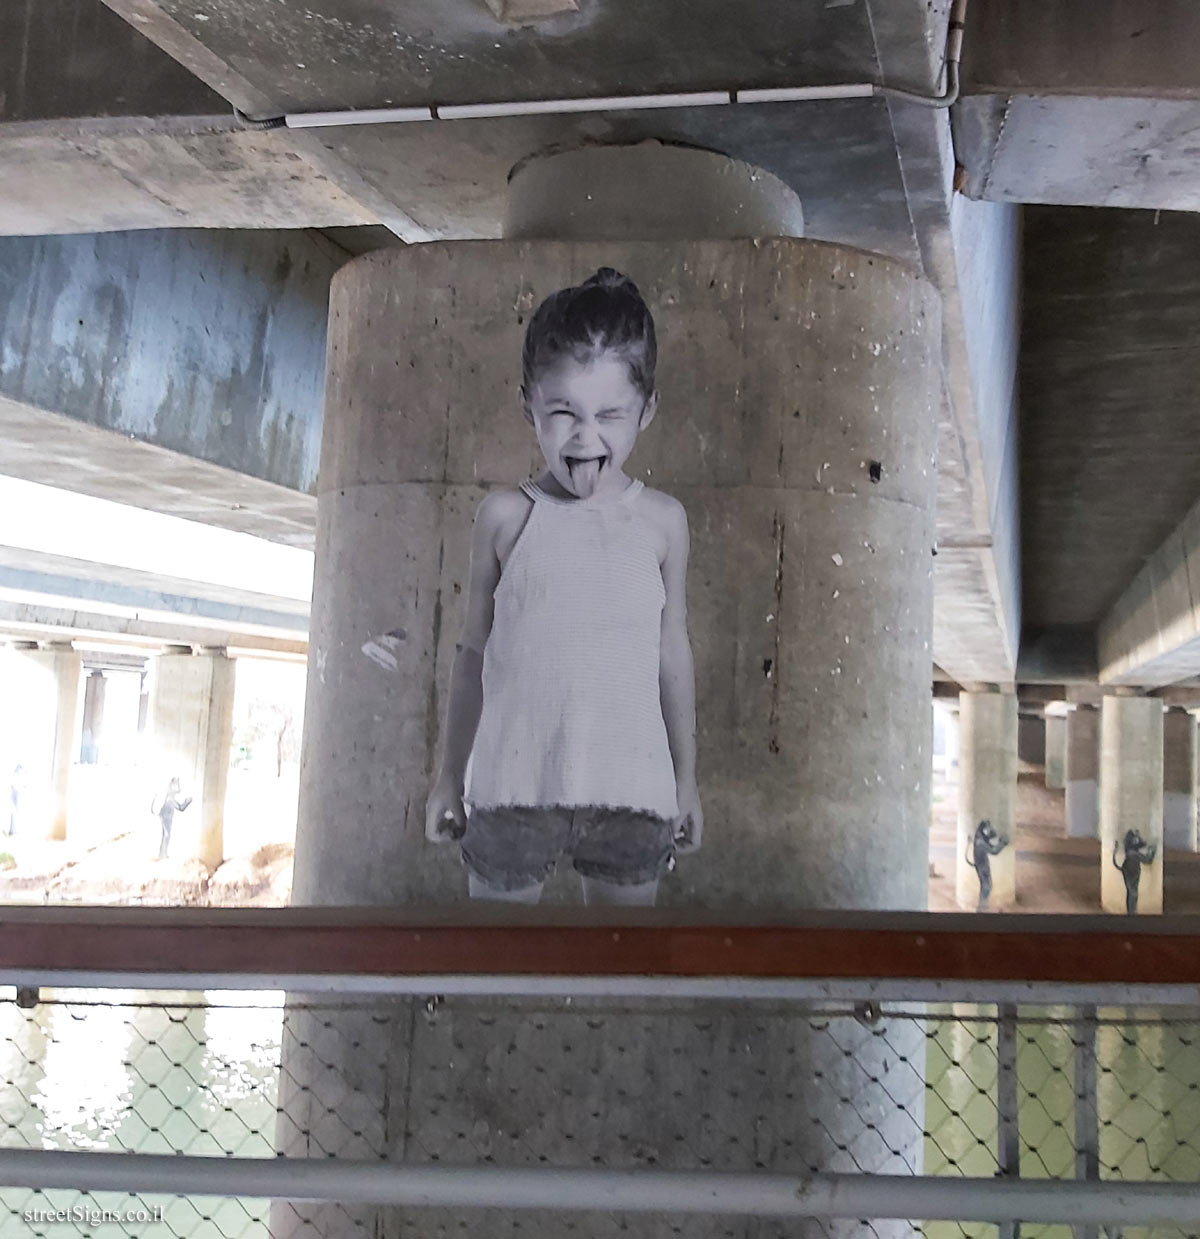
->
[152,776,192,861]
[425,267,702,908]
[1112,828,1157,916]
[965,818,1008,911]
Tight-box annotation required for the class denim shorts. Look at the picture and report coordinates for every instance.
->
[460,805,675,892]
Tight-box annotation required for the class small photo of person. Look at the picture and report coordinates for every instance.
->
[425,267,701,907]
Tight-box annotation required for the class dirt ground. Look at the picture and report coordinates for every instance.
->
[3,764,1195,911]
[930,766,1200,914]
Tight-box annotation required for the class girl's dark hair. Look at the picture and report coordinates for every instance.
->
[521,267,657,400]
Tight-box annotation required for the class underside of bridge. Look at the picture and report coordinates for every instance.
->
[4,0,1199,694]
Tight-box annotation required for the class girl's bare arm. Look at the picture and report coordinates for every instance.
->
[657,496,702,847]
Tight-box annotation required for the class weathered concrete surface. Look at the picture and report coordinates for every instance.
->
[1020,207,1200,638]
[146,648,236,867]
[0,0,219,125]
[1065,705,1099,839]
[86,0,1016,686]
[927,190,1020,682]
[1098,493,1200,689]
[0,397,317,547]
[957,1,1200,210]
[956,691,1017,911]
[505,142,805,240]
[869,3,1020,687]
[0,1,377,234]
[1162,707,1197,852]
[292,236,939,1239]
[1044,712,1066,790]
[1099,694,1163,915]
[97,0,929,248]
[0,228,336,499]
[0,127,377,235]
[298,239,940,911]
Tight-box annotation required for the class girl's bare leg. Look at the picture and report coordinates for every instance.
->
[581,877,659,907]
[468,873,543,904]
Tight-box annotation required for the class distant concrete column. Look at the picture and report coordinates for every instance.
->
[1162,706,1197,852]
[3,641,82,840]
[1044,712,1066,790]
[1100,694,1163,916]
[79,669,107,764]
[957,689,1017,911]
[945,706,961,785]
[147,646,236,868]
[1065,704,1100,838]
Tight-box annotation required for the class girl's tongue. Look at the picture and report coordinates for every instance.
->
[567,455,604,497]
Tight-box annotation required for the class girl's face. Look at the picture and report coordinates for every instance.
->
[523,352,657,499]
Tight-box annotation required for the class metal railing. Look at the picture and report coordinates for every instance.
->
[0,908,1198,1237]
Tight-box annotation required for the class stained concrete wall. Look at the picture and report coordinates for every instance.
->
[947,193,1021,671]
[0,228,338,495]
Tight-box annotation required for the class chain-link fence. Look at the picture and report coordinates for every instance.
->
[1,986,1198,1237]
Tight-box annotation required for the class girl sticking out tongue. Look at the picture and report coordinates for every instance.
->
[425,267,703,909]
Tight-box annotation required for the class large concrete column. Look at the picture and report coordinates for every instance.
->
[1065,704,1100,838]
[1100,694,1163,916]
[1044,711,1066,790]
[1162,706,1197,852]
[956,690,1017,911]
[146,645,235,868]
[291,145,940,1239]
[1,641,82,840]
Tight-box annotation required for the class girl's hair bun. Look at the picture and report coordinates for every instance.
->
[585,266,636,292]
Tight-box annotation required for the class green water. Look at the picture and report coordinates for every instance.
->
[0,992,280,1238]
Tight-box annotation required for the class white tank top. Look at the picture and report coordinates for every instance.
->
[464,478,679,820]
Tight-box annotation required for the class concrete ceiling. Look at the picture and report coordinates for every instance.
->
[956,0,1200,212]
[1020,204,1200,624]
[5,0,1200,689]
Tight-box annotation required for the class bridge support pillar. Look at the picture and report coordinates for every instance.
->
[956,689,1017,911]
[1100,694,1163,916]
[1065,704,1100,838]
[1162,706,1197,852]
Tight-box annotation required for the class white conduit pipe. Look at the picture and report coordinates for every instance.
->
[1,1149,1197,1224]
[258,0,967,130]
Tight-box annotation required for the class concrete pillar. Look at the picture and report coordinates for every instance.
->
[79,669,107,764]
[1100,694,1163,916]
[289,145,940,1239]
[1065,704,1100,838]
[146,645,235,868]
[1,641,82,841]
[1162,706,1197,852]
[956,690,1017,911]
[1044,711,1066,790]
[945,706,961,785]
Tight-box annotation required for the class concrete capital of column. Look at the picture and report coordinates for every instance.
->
[7,640,39,651]
[504,141,805,242]
[161,644,194,656]
[197,645,230,659]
